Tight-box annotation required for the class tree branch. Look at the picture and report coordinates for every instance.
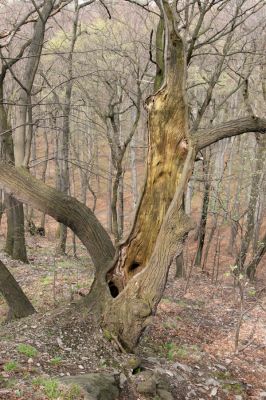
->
[0,164,115,270]
[193,117,266,151]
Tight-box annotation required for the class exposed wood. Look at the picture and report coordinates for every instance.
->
[110,0,189,291]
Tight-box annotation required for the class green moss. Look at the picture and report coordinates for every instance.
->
[103,329,113,341]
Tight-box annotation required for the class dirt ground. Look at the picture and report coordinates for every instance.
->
[0,229,265,399]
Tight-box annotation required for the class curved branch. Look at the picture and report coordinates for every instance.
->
[0,164,115,269]
[193,116,266,150]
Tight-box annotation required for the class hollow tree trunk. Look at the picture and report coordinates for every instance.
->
[0,259,35,320]
[103,1,196,348]
[109,4,190,292]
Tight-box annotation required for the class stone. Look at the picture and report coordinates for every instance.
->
[210,387,218,397]
[60,373,119,400]
[137,377,157,395]
[206,378,219,386]
[259,392,266,399]
[154,366,174,377]
[157,388,174,400]
[173,361,192,373]
[215,363,227,371]
[119,373,127,388]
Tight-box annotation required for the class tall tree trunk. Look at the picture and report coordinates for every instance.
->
[235,135,266,271]
[107,149,113,233]
[0,190,4,227]
[118,173,124,239]
[12,1,54,261]
[111,162,123,244]
[0,82,27,262]
[130,135,138,210]
[194,152,210,266]
[246,231,266,280]
[56,2,79,255]
[40,128,49,230]
[228,137,245,255]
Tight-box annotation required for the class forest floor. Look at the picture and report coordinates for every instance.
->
[0,232,265,400]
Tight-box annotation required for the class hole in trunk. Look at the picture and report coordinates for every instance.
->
[129,261,140,272]
[108,281,119,298]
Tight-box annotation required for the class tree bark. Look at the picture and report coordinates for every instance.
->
[0,81,27,262]
[56,2,79,255]
[0,259,35,320]
[246,231,266,280]
[13,0,54,166]
[0,164,115,271]
[109,1,190,292]
[194,152,210,267]
[235,134,266,271]
[0,190,4,226]
[193,116,266,150]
